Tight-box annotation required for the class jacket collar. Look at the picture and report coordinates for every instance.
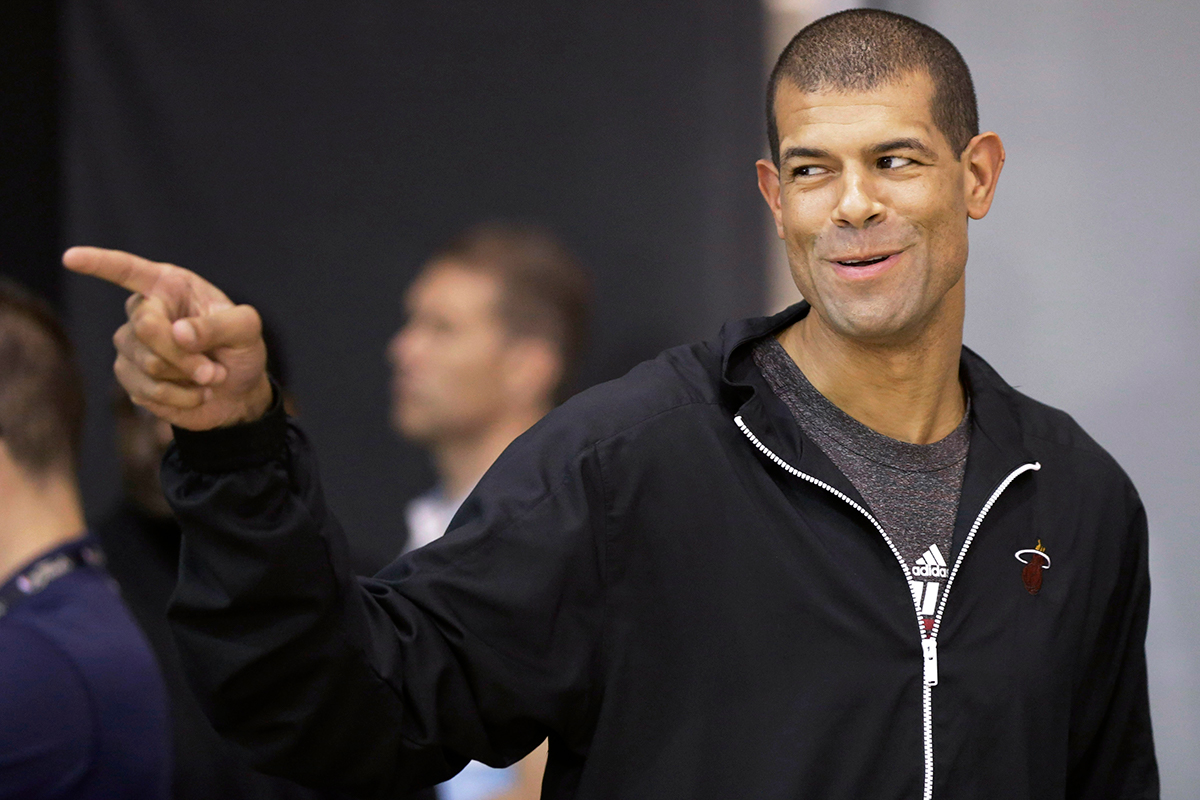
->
[951,347,1041,555]
[719,302,811,461]
[718,302,1040,539]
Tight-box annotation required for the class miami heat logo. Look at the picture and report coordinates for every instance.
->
[1014,540,1051,595]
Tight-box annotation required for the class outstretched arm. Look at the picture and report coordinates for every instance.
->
[157,407,603,796]
[64,248,606,796]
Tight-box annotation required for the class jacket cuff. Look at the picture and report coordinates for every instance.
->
[170,379,287,473]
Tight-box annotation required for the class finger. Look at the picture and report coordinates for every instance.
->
[124,297,224,385]
[63,247,169,296]
[124,292,146,317]
[65,246,234,319]
[114,354,207,410]
[173,304,262,353]
[113,322,193,383]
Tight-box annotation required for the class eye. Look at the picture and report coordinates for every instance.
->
[791,164,829,179]
[878,156,915,169]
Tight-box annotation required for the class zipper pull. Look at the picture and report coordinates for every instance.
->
[922,638,939,686]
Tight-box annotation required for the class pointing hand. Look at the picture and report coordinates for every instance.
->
[63,247,273,431]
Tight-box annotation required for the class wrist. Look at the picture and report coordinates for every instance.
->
[171,376,288,473]
[231,374,274,426]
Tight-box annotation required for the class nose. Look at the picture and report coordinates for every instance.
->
[832,167,886,229]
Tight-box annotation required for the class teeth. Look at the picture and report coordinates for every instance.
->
[841,255,887,266]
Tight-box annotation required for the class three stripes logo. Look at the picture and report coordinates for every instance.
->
[912,543,949,579]
[909,544,949,632]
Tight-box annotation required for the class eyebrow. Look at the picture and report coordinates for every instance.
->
[781,138,938,165]
[869,137,937,160]
[780,146,832,162]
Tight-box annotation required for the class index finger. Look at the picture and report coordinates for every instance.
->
[63,247,167,296]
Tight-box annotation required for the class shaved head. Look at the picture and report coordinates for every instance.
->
[767,9,978,165]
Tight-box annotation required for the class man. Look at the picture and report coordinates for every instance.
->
[388,222,590,799]
[65,9,1157,799]
[0,278,171,799]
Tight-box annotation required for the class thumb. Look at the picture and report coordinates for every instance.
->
[173,304,263,353]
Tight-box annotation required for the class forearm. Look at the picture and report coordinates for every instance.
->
[162,402,466,796]
[160,394,605,795]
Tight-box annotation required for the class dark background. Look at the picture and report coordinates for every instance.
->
[4,2,766,573]
[1,3,59,304]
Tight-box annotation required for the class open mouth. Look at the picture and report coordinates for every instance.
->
[836,255,891,267]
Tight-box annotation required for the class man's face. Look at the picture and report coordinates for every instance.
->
[387,261,513,445]
[760,72,985,344]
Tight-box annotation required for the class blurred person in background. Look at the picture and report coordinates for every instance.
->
[94,316,351,800]
[388,221,591,800]
[0,277,170,799]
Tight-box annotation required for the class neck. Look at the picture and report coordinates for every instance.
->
[432,408,549,499]
[0,470,87,586]
[780,294,966,445]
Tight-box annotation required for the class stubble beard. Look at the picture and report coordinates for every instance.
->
[789,241,966,350]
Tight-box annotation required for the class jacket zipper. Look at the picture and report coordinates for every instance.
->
[734,415,1039,800]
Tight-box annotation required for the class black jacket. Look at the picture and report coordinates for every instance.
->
[95,504,378,800]
[164,303,1158,800]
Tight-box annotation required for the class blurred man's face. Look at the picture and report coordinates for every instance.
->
[388,261,513,444]
[759,71,979,344]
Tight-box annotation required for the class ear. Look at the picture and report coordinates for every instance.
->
[502,338,562,411]
[961,132,1005,220]
[756,159,786,239]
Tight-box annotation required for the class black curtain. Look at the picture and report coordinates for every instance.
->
[63,1,765,573]
[0,2,60,306]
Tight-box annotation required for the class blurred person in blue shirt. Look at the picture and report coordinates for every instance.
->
[388,222,591,800]
[0,277,170,799]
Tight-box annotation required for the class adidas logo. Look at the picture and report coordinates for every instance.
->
[912,544,949,579]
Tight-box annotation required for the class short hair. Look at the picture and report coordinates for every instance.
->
[0,278,86,477]
[767,9,979,164]
[430,220,592,402]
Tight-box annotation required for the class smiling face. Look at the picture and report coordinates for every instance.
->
[758,71,1001,346]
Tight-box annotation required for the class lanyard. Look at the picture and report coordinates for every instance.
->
[0,540,106,620]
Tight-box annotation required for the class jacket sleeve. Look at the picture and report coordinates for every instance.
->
[1065,480,1159,799]
[161,396,608,798]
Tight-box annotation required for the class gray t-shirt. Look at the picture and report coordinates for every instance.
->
[752,337,970,633]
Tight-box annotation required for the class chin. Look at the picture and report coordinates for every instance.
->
[823,302,925,344]
[392,408,429,442]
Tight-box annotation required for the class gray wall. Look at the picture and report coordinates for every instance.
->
[897,1,1200,794]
